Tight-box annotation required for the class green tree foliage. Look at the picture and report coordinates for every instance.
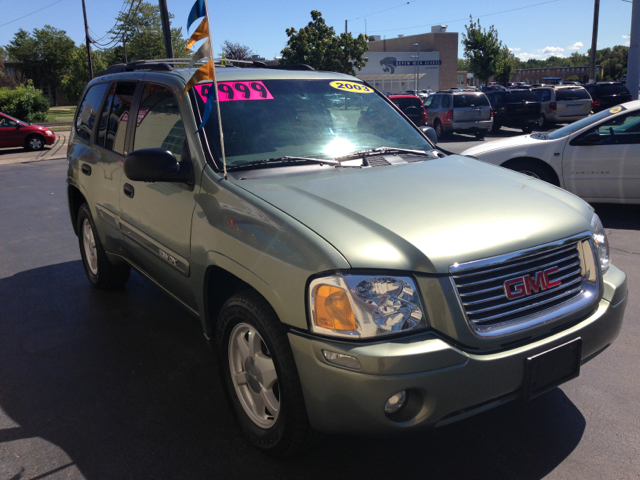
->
[494,46,515,85]
[280,10,368,75]
[221,41,253,60]
[461,17,502,84]
[5,26,76,105]
[0,81,49,122]
[0,46,17,88]
[61,46,109,103]
[107,0,188,62]
[457,58,470,71]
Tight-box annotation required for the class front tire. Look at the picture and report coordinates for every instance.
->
[491,122,502,133]
[475,129,487,139]
[537,113,547,129]
[25,135,45,151]
[217,291,317,457]
[434,120,443,139]
[77,203,130,289]
[522,125,533,134]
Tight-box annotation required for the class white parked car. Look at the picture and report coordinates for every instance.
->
[462,101,640,204]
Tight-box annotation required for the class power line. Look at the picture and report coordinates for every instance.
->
[348,0,423,21]
[0,0,67,29]
[368,0,563,34]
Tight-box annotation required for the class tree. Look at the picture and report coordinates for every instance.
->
[461,17,502,84]
[107,0,188,62]
[0,46,17,88]
[61,46,109,102]
[221,41,253,60]
[280,10,368,75]
[0,81,49,122]
[457,58,470,71]
[5,26,76,105]
[494,46,515,84]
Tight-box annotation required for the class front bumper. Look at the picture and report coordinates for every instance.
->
[289,265,627,435]
[546,112,590,123]
[45,134,56,145]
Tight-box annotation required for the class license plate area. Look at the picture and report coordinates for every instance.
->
[522,338,582,400]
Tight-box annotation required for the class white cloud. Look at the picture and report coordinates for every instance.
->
[509,47,521,52]
[625,41,631,46]
[515,52,543,61]
[567,42,583,50]
[541,46,565,55]
[622,35,630,39]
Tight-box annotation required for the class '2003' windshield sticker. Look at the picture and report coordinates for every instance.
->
[609,106,623,114]
[329,81,373,93]
[194,81,274,102]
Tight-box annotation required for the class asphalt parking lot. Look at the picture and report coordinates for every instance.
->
[1,131,638,479]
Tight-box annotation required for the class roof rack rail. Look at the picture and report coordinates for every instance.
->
[252,61,315,71]
[96,57,256,77]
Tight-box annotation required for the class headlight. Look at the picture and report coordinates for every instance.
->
[591,213,610,273]
[45,130,53,136]
[308,273,427,339]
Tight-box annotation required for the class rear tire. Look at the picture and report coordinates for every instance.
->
[522,125,533,134]
[475,129,487,139]
[491,122,502,133]
[537,113,547,129]
[434,120,443,139]
[217,291,318,457]
[77,203,130,289]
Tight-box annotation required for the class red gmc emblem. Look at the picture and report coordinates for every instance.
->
[503,267,562,300]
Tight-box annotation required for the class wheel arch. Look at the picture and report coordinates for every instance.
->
[501,156,561,186]
[24,133,45,148]
[68,185,87,236]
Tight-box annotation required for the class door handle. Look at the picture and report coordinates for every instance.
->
[81,164,91,176]
[123,183,134,198]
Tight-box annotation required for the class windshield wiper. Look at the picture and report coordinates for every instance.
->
[336,147,434,160]
[226,156,338,171]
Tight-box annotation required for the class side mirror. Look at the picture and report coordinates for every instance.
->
[420,126,438,144]
[579,131,602,145]
[124,148,192,183]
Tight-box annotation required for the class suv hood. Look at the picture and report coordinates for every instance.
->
[462,134,548,157]
[237,156,594,274]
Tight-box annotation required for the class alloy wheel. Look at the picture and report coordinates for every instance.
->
[82,218,98,275]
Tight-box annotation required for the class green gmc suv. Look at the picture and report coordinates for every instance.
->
[67,60,628,457]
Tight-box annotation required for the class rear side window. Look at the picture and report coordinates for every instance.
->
[453,94,489,107]
[599,84,630,96]
[104,82,136,154]
[487,93,504,107]
[506,91,538,103]
[133,84,186,162]
[556,88,591,101]
[390,97,423,110]
[535,89,552,102]
[75,83,109,141]
[441,95,451,108]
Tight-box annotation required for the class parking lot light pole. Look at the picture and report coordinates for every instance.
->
[627,0,640,100]
[413,43,419,91]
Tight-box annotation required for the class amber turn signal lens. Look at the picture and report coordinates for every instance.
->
[313,285,357,331]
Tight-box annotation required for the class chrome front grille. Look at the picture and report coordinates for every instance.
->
[450,233,599,337]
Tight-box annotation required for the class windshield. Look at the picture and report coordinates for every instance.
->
[556,88,591,101]
[506,91,538,103]
[599,84,630,96]
[547,105,628,139]
[194,79,433,168]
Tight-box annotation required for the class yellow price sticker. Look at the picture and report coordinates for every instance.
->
[609,106,623,114]
[329,81,373,93]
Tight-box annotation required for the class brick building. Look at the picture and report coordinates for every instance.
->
[512,65,604,84]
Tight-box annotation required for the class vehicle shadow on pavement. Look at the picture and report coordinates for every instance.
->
[0,261,585,480]
[593,203,640,231]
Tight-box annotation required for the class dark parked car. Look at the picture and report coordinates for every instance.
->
[583,82,632,113]
[485,89,541,133]
[388,94,428,126]
[0,112,56,150]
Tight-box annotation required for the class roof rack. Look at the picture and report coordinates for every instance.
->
[252,61,314,71]
[96,57,257,77]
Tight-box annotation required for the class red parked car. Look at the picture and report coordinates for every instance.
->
[387,94,428,126]
[0,112,56,151]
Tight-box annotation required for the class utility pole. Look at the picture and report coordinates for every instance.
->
[159,0,174,59]
[81,0,94,79]
[123,34,128,63]
[589,0,600,82]
[627,0,640,100]
[345,20,348,34]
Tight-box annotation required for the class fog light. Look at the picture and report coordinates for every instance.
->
[322,350,361,370]
[384,391,407,414]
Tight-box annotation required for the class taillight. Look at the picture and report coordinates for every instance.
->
[423,110,428,125]
[595,99,601,107]
[446,110,453,119]
[549,102,557,111]
[490,108,494,117]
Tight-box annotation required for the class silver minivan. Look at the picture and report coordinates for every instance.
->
[424,91,493,139]
[534,85,592,127]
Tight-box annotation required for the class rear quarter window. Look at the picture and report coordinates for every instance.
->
[453,94,489,107]
[556,88,591,101]
[390,97,424,110]
[75,83,110,141]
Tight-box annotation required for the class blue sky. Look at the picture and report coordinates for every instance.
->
[0,0,633,62]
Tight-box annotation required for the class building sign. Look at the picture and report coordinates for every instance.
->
[356,51,440,91]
